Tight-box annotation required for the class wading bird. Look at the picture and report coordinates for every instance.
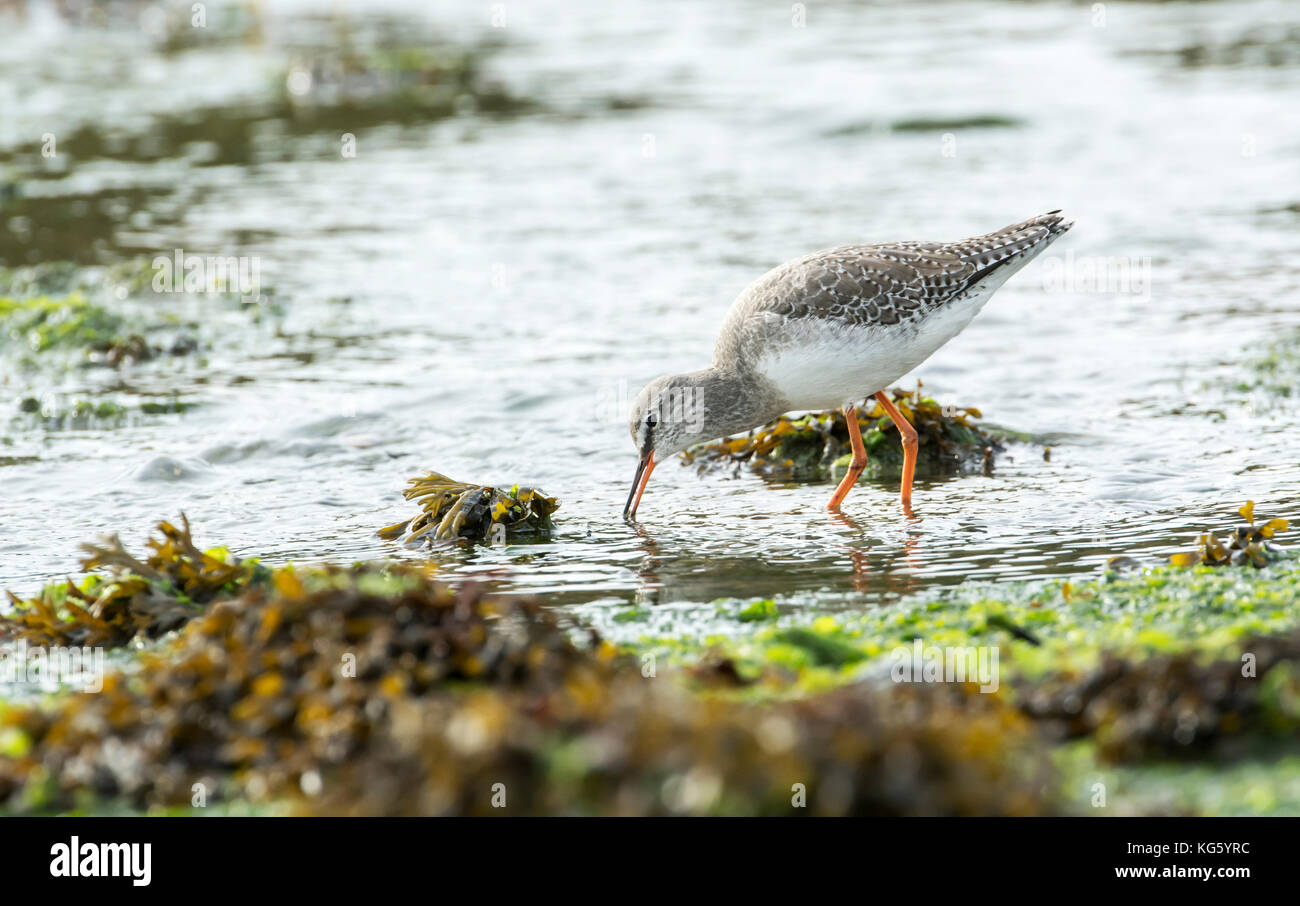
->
[624,211,1073,520]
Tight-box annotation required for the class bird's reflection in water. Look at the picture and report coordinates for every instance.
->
[627,495,926,606]
[628,521,664,606]
[830,500,924,599]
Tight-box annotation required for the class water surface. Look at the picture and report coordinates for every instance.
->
[3,0,1299,613]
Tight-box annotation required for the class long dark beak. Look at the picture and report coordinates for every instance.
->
[622,452,656,521]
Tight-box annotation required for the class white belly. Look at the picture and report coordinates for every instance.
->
[753,291,991,410]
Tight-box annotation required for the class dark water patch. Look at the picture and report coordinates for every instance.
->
[0,185,186,265]
[1120,26,1300,70]
[890,114,1023,132]
[1258,201,1300,217]
[825,114,1023,137]
[0,33,530,174]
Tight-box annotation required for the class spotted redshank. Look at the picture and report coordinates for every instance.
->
[623,211,1074,520]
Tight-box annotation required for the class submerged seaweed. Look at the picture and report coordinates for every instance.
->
[279,40,527,124]
[15,398,127,429]
[378,472,559,545]
[680,383,1003,481]
[1170,501,1289,569]
[0,294,126,354]
[0,292,197,366]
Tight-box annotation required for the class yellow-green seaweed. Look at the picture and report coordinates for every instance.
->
[378,471,559,544]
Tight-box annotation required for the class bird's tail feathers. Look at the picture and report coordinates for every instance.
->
[950,210,1074,284]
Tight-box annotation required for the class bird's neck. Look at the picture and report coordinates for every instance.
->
[690,365,787,441]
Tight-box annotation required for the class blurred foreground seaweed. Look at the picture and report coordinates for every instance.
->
[0,548,1054,816]
[1021,631,1300,763]
[1,517,265,648]
[681,383,1004,481]
[378,472,558,545]
[319,671,1051,817]
[9,511,1300,815]
[0,565,601,813]
[1170,502,1289,569]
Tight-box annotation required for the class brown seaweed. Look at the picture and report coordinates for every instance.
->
[0,565,605,812]
[1018,631,1300,763]
[377,471,558,545]
[680,382,1004,481]
[0,557,1054,816]
[0,516,265,648]
[315,674,1054,817]
[1169,501,1289,569]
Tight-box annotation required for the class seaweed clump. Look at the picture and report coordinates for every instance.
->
[680,383,1003,482]
[1,517,265,648]
[0,566,604,812]
[1019,631,1300,763]
[378,472,558,545]
[317,676,1053,817]
[1170,502,1289,569]
[0,551,1055,816]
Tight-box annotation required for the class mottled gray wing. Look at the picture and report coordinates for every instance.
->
[739,246,974,329]
[724,210,1070,333]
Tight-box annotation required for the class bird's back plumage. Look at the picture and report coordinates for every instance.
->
[718,211,1071,345]
[713,211,1073,410]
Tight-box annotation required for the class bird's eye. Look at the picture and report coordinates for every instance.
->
[646,413,657,428]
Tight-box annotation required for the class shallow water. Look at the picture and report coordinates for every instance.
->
[3,0,1300,612]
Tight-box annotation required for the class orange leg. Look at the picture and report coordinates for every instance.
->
[826,404,867,510]
[874,391,918,506]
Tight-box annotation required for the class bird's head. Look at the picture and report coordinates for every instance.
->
[623,373,709,520]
